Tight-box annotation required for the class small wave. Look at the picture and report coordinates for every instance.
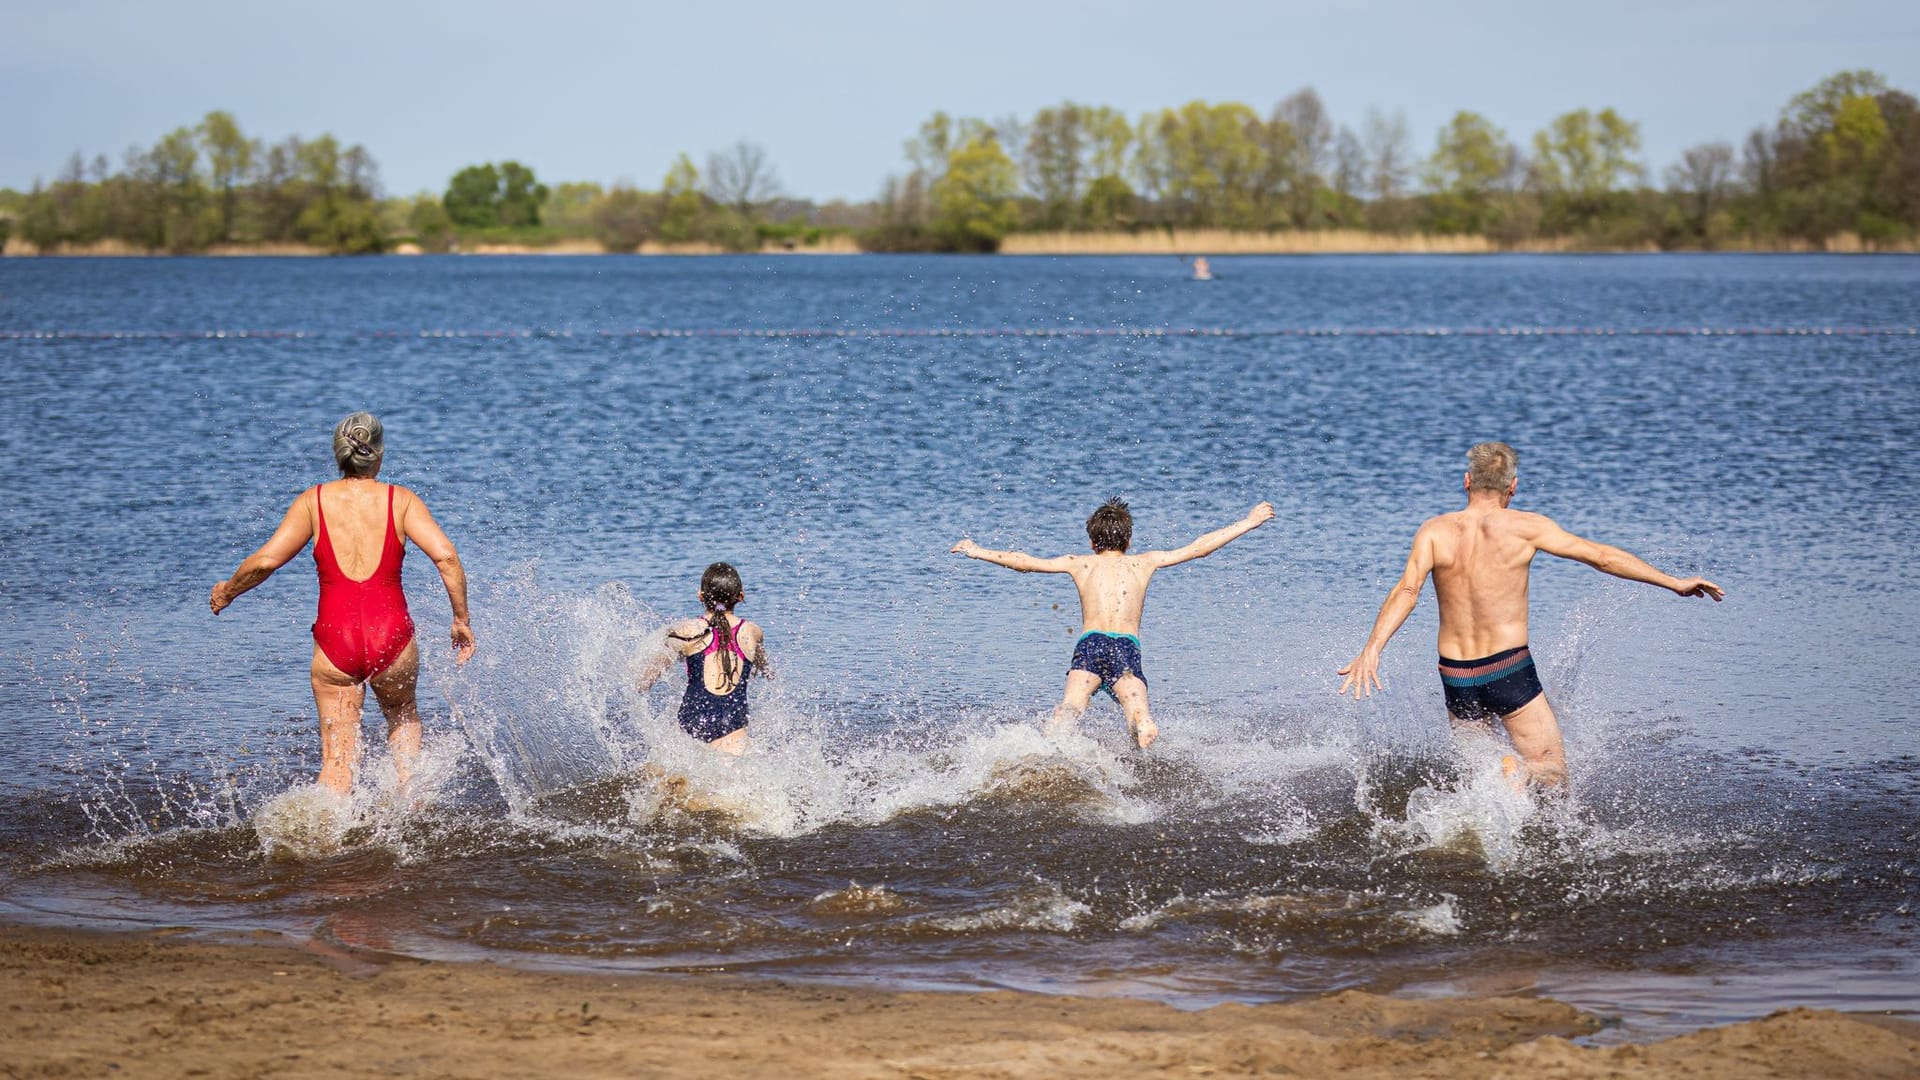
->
[925,881,1091,933]
[1397,895,1463,936]
[252,784,358,859]
[810,883,911,917]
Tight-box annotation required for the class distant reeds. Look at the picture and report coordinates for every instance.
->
[1000,229,1499,255]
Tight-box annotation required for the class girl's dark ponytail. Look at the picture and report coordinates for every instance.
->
[699,562,746,686]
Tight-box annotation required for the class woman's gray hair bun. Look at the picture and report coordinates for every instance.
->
[332,412,385,477]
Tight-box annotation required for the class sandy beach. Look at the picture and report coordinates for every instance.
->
[2,924,1915,1079]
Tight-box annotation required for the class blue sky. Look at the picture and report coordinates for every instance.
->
[3,0,1916,200]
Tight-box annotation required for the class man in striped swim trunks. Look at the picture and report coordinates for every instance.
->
[1338,442,1723,790]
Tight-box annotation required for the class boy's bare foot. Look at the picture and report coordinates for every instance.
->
[1130,716,1159,749]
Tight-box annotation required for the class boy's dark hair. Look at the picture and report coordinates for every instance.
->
[1086,497,1132,552]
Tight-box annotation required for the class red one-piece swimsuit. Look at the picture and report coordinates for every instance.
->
[311,483,416,682]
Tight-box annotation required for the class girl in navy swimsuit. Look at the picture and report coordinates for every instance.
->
[637,563,768,755]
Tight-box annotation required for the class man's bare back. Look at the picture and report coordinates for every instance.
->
[1339,443,1722,789]
[1421,505,1551,659]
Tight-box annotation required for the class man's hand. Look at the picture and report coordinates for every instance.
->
[950,538,980,558]
[451,617,477,665]
[1337,649,1384,699]
[1247,502,1275,526]
[1672,577,1725,601]
[209,581,236,615]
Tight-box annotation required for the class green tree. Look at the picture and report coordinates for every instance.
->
[1274,88,1332,226]
[1782,70,1890,141]
[444,164,502,227]
[1664,142,1735,243]
[1081,174,1137,229]
[132,126,210,251]
[1767,70,1904,241]
[407,196,453,251]
[1531,108,1644,202]
[1024,103,1089,227]
[497,161,547,227]
[591,185,659,251]
[542,181,604,234]
[1133,101,1263,228]
[930,134,1019,251]
[196,110,256,242]
[1422,111,1512,233]
[658,153,705,242]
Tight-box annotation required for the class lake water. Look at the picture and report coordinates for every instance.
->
[1,253,1916,1039]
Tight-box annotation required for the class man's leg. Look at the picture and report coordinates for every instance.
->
[310,647,366,794]
[369,640,422,788]
[1046,671,1102,737]
[1498,694,1568,791]
[1112,674,1157,749]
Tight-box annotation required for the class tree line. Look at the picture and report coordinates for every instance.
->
[2,112,384,253]
[872,69,1918,250]
[2,70,1913,255]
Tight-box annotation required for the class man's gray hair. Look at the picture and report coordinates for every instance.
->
[332,412,384,477]
[1466,441,1518,492]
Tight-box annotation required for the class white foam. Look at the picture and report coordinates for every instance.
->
[1398,895,1463,936]
[1391,734,1537,867]
[928,881,1091,933]
[251,783,356,859]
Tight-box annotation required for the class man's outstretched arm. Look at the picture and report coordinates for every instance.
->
[950,538,1075,573]
[1531,520,1725,601]
[1147,502,1275,568]
[1338,526,1435,699]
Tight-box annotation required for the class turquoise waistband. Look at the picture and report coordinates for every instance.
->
[1077,630,1142,648]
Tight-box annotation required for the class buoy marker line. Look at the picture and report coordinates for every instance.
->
[3,326,1916,342]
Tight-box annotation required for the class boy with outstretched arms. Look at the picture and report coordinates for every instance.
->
[952,498,1274,748]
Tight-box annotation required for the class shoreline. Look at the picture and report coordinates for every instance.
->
[5,231,1914,258]
[3,922,1916,1078]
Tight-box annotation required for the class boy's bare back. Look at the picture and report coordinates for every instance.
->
[1062,553,1160,636]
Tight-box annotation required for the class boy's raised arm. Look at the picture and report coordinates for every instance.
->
[1148,502,1275,568]
[951,538,1074,573]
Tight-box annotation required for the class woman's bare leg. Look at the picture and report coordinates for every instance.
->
[310,647,365,794]
[369,639,422,787]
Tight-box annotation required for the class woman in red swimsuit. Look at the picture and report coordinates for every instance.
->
[210,413,476,793]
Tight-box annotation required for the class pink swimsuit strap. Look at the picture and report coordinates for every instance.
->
[703,617,750,660]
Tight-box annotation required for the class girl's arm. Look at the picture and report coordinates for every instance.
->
[749,623,772,680]
[637,619,705,690]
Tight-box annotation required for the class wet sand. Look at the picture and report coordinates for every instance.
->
[3,925,1916,1078]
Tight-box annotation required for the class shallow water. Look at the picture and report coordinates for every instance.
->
[1,254,1916,1036]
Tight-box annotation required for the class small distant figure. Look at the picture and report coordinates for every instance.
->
[210,413,476,794]
[1191,256,1213,281]
[1337,442,1723,791]
[953,498,1274,748]
[638,562,769,755]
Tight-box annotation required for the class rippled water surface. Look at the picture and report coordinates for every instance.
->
[1,254,1916,1034]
